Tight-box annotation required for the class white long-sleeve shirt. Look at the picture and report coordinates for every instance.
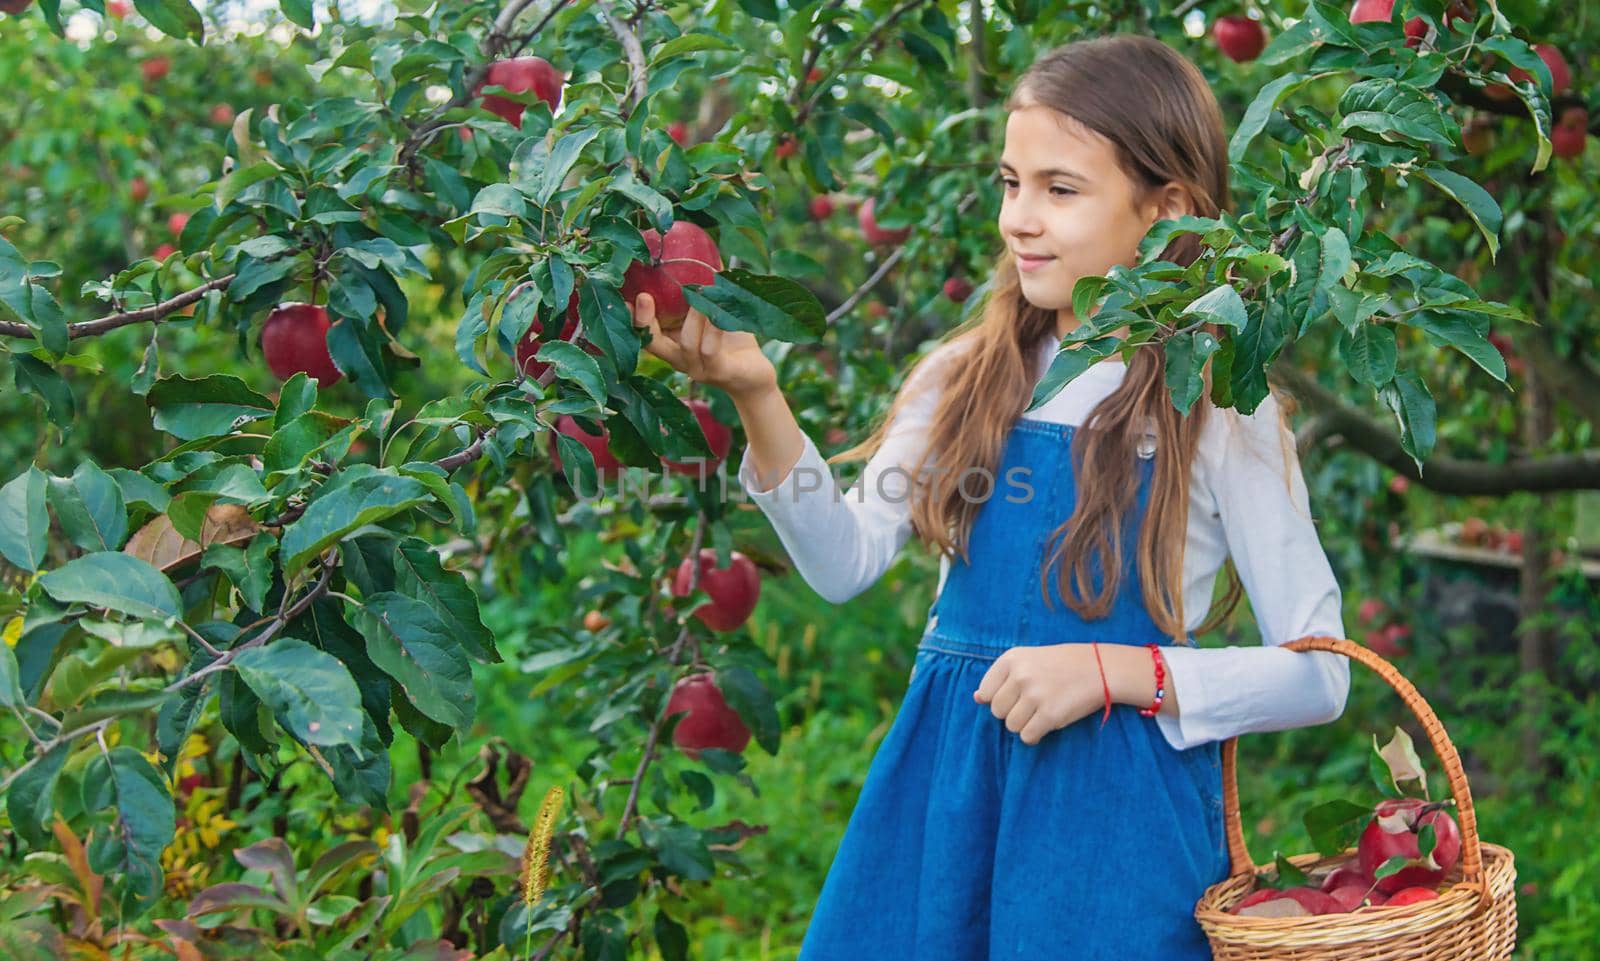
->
[736,334,1350,751]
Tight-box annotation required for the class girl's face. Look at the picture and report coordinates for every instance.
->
[997,105,1186,337]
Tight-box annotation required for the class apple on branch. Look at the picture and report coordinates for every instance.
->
[665,673,751,760]
[475,56,563,128]
[261,303,344,386]
[620,220,723,331]
[671,548,761,632]
[1212,15,1267,63]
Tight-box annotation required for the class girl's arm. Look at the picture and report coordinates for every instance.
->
[733,341,965,604]
[1146,391,1352,750]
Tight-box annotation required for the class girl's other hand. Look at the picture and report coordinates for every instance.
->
[629,292,778,400]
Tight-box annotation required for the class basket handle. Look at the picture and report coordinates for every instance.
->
[1219,635,1491,911]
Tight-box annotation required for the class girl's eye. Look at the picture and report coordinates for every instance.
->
[996,176,1075,196]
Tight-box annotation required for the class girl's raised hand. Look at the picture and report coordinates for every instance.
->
[629,292,778,400]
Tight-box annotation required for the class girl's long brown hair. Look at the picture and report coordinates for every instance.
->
[830,35,1303,643]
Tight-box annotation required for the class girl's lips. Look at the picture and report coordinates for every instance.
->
[1017,255,1055,272]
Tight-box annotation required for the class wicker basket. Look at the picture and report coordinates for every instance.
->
[1194,636,1519,960]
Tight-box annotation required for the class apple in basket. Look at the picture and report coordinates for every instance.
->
[1358,797,1463,894]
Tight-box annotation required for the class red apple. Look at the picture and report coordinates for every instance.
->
[671,548,761,632]
[620,219,723,331]
[475,56,563,128]
[141,56,171,84]
[1402,16,1428,47]
[661,398,733,476]
[665,673,751,760]
[865,301,888,319]
[1552,121,1586,160]
[167,211,190,237]
[261,303,343,385]
[1348,0,1394,23]
[825,426,849,446]
[582,610,611,632]
[1279,886,1348,915]
[210,103,235,125]
[1357,798,1463,894]
[1508,44,1571,95]
[1384,886,1440,907]
[805,66,824,84]
[809,195,835,221]
[1228,888,1286,914]
[152,243,177,260]
[1321,865,1376,893]
[1212,15,1267,63]
[106,0,129,17]
[129,176,150,204]
[943,276,974,303]
[667,121,689,146]
[1388,474,1410,495]
[549,415,626,484]
[1327,884,1372,911]
[1504,529,1523,554]
[858,197,911,247]
[775,133,799,158]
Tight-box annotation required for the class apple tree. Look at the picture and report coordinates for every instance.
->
[1,0,1596,955]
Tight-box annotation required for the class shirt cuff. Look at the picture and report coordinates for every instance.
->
[1153,645,1213,751]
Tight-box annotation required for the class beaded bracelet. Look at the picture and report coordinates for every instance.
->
[1137,642,1166,718]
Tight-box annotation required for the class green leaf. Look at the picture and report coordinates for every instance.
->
[607,167,673,230]
[1373,854,1410,881]
[1163,330,1222,416]
[132,0,204,42]
[216,163,283,211]
[1180,284,1248,331]
[81,747,175,915]
[148,375,274,441]
[638,820,714,882]
[280,0,314,29]
[1339,322,1398,387]
[47,461,128,552]
[681,270,826,344]
[37,553,181,620]
[6,742,71,848]
[1375,725,1428,794]
[1414,167,1502,261]
[1337,79,1459,149]
[0,466,50,572]
[278,466,431,575]
[469,183,527,220]
[392,538,498,663]
[203,533,277,612]
[1026,340,1123,412]
[1380,371,1437,466]
[0,642,24,707]
[538,341,608,408]
[714,666,780,756]
[13,354,76,426]
[345,592,474,731]
[1302,798,1373,857]
[1230,72,1334,163]
[232,639,366,747]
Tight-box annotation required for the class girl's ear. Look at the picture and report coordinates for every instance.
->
[1147,182,1193,225]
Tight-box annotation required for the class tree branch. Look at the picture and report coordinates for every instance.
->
[1276,362,1600,493]
[595,0,648,120]
[0,275,235,341]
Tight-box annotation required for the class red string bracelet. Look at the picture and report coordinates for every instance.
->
[1137,642,1167,718]
[1089,640,1113,729]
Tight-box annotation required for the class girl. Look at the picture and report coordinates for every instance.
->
[631,34,1350,961]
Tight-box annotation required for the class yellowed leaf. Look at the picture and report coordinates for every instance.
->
[122,504,259,573]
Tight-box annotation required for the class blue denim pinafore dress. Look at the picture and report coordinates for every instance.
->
[798,417,1230,960]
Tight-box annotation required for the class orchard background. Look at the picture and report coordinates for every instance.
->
[1,0,1598,957]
